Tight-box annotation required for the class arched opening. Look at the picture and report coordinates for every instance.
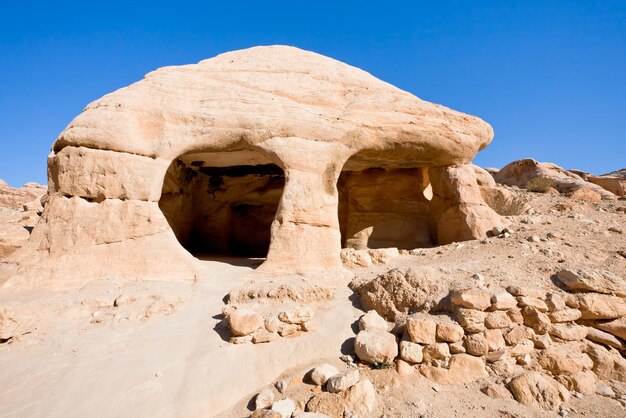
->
[337,154,435,250]
[159,150,284,261]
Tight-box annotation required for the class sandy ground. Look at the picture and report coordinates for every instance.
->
[0,190,625,417]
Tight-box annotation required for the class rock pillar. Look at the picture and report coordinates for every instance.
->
[256,137,353,280]
[429,164,505,245]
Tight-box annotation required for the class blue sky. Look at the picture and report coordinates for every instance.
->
[1,1,624,186]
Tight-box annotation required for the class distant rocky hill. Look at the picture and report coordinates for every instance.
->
[603,168,626,179]
[0,180,46,210]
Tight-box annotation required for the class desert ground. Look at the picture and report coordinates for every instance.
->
[1,163,625,418]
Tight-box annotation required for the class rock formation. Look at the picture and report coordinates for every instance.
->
[494,159,617,199]
[2,45,502,288]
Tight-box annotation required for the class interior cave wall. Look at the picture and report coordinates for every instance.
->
[159,159,284,257]
[338,167,434,250]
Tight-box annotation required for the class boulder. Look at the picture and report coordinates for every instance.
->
[9,44,502,289]
[508,372,568,411]
[557,371,597,395]
[354,330,398,365]
[587,174,626,196]
[228,309,264,336]
[517,297,548,312]
[538,342,590,375]
[493,159,616,200]
[556,269,626,297]
[568,188,602,203]
[484,329,506,351]
[351,268,447,320]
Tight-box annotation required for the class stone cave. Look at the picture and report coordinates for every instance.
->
[159,150,285,258]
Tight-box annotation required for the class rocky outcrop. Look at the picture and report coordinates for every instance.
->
[0,180,46,210]
[3,45,503,288]
[493,159,616,199]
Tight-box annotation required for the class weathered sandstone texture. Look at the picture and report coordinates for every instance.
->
[2,45,502,288]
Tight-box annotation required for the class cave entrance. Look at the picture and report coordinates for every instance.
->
[159,150,284,262]
[338,154,435,250]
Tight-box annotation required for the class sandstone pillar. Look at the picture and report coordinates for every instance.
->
[429,164,505,245]
[256,137,353,280]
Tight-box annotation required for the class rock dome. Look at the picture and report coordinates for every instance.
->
[3,45,502,287]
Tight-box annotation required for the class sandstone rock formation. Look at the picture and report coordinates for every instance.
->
[2,45,503,288]
[494,159,616,199]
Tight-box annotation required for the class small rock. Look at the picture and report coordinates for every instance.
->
[532,333,552,349]
[464,333,489,356]
[228,308,263,336]
[396,359,415,376]
[278,308,313,324]
[271,398,296,418]
[252,329,278,344]
[485,311,513,329]
[358,310,388,332]
[491,292,518,310]
[449,341,465,354]
[310,364,340,386]
[406,317,437,344]
[255,389,275,410]
[450,288,492,311]
[595,381,615,398]
[517,296,549,312]
[545,293,566,312]
[423,343,450,362]
[482,383,513,399]
[265,314,281,333]
[344,379,378,416]
[522,307,551,334]
[326,368,360,393]
[399,340,423,364]
[278,323,299,337]
[549,323,588,341]
[548,309,582,323]
[275,380,288,394]
[455,309,486,333]
[435,323,464,343]
[484,329,506,351]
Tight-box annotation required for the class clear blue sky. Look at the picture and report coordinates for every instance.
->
[1,1,624,187]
